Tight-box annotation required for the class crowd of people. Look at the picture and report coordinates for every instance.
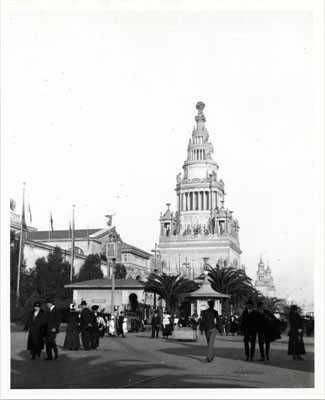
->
[199,299,307,363]
[23,299,143,360]
[23,298,311,363]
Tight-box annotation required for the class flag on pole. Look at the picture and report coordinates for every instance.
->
[50,212,54,231]
[21,202,28,231]
[17,183,26,305]
[28,202,32,224]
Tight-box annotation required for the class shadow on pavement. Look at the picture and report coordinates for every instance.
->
[11,350,254,389]
[159,342,314,373]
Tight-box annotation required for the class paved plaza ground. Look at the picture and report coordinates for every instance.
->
[10,325,314,389]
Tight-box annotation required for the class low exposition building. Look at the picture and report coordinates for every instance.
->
[158,102,243,278]
[64,278,154,317]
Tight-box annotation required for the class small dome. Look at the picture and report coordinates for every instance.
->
[161,209,173,220]
[217,207,227,218]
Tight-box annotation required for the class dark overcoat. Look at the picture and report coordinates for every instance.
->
[240,309,258,334]
[288,311,306,355]
[256,309,281,342]
[24,309,46,353]
[45,306,61,334]
[63,310,80,350]
[80,307,92,330]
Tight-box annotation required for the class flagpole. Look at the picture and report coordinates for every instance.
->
[70,205,75,282]
[16,182,25,306]
[49,209,51,241]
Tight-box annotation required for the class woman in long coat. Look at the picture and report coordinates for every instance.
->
[63,304,80,350]
[288,305,306,360]
[23,301,46,360]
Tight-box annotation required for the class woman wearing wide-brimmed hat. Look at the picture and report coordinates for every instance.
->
[63,304,80,350]
[288,305,306,360]
[23,301,46,360]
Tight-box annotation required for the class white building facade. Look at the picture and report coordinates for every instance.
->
[254,256,276,297]
[158,102,243,278]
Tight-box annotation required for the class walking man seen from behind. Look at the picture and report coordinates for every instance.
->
[240,299,258,361]
[256,299,280,361]
[201,299,219,363]
[79,300,92,350]
[151,310,161,338]
[44,298,61,361]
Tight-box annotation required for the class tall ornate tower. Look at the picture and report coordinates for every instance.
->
[255,256,276,297]
[158,102,242,278]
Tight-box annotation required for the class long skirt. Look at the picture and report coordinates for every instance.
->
[163,324,172,337]
[64,330,80,350]
[288,334,306,355]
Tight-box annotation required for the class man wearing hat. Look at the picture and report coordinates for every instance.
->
[44,298,61,360]
[23,301,46,360]
[90,305,100,349]
[150,310,161,339]
[240,299,258,361]
[201,299,219,363]
[256,299,280,361]
[79,300,92,350]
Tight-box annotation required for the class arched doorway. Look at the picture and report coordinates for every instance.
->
[129,293,139,311]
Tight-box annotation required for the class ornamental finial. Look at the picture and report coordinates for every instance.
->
[195,101,206,124]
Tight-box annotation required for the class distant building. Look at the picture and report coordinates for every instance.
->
[254,256,276,297]
[158,102,243,278]
[10,206,152,279]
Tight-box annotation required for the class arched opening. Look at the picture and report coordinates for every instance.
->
[129,293,139,311]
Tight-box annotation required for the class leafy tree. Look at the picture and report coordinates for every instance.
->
[258,296,286,314]
[78,254,103,282]
[143,273,199,319]
[10,230,35,322]
[33,246,72,303]
[281,304,302,319]
[207,265,257,314]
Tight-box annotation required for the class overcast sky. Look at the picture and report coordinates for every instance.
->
[2,2,323,306]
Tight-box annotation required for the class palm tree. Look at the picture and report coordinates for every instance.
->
[258,296,286,314]
[142,273,199,319]
[207,266,256,313]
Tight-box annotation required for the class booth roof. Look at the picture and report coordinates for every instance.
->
[182,275,231,299]
[65,278,145,290]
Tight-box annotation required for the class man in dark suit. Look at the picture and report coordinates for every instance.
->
[240,299,258,361]
[201,299,219,363]
[79,300,92,350]
[90,305,100,348]
[256,300,280,361]
[44,298,61,361]
[117,311,126,338]
[151,310,161,338]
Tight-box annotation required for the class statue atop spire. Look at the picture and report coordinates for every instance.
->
[195,101,206,124]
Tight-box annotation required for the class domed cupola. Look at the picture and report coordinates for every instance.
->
[159,203,176,237]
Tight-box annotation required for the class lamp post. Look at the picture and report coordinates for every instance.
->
[111,258,116,315]
[153,268,158,309]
